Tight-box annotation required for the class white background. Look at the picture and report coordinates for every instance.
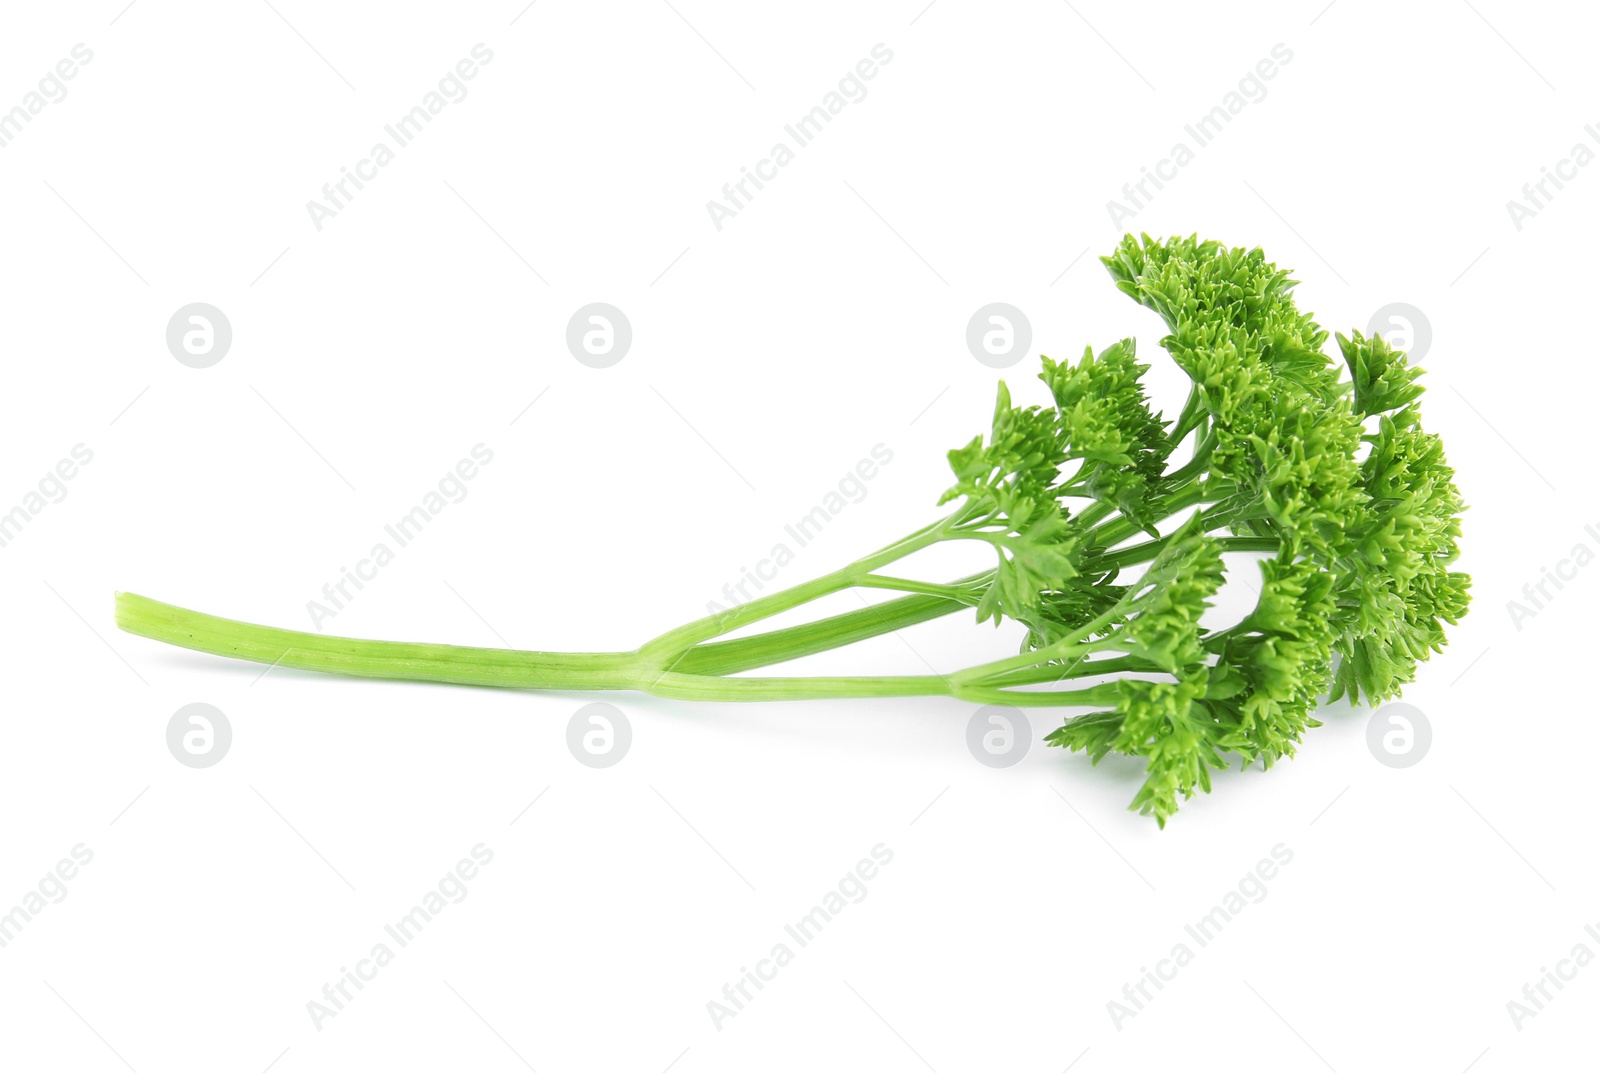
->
[1,1,1595,1070]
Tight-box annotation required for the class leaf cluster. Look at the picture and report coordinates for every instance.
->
[941,234,1470,824]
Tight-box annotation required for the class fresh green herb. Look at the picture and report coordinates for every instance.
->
[117,234,1469,824]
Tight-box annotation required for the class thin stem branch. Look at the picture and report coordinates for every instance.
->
[638,513,959,658]
[1167,385,1202,445]
[856,574,983,602]
[1093,534,1279,572]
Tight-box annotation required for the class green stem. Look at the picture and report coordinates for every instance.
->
[1166,385,1202,445]
[1162,428,1217,487]
[645,672,951,701]
[629,472,1247,688]
[637,515,958,659]
[982,653,1159,687]
[1093,534,1279,571]
[951,682,1123,708]
[1083,480,1214,552]
[673,584,981,676]
[856,574,983,602]
[116,591,1123,707]
[949,601,1128,685]
[1071,500,1115,529]
[116,592,642,690]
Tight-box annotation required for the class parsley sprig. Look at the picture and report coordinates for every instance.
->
[117,234,1469,825]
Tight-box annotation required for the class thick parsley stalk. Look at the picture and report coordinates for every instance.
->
[116,233,1470,825]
